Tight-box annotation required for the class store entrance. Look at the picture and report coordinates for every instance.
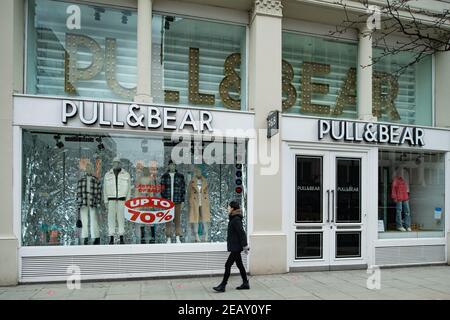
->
[291,150,368,270]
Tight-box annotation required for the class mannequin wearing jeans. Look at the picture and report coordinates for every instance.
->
[391,171,411,232]
[103,157,131,244]
[160,161,185,244]
[77,163,101,245]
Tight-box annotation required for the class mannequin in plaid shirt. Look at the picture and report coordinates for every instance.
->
[77,163,102,245]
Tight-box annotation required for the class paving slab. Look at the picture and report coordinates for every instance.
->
[105,294,140,300]
[1,266,450,300]
[0,290,40,300]
[68,287,108,299]
[107,283,141,295]
[31,287,74,300]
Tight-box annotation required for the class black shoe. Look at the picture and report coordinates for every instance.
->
[120,236,125,244]
[141,238,146,244]
[109,236,114,245]
[213,283,226,292]
[93,238,100,245]
[236,281,250,290]
[83,238,89,245]
[149,238,156,244]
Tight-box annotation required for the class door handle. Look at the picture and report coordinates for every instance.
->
[326,190,330,223]
[331,190,335,223]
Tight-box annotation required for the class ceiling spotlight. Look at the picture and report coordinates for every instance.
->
[121,10,131,24]
[141,139,148,153]
[415,155,423,165]
[94,7,105,21]
[164,16,174,30]
[96,137,105,151]
[54,134,64,149]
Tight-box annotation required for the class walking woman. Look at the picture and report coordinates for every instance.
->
[213,200,250,292]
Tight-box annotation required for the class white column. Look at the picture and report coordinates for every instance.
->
[135,0,153,103]
[248,0,287,275]
[0,0,22,285]
[435,51,450,128]
[357,25,375,121]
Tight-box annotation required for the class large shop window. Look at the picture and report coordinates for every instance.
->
[26,0,137,101]
[21,130,247,246]
[373,49,432,126]
[282,32,358,118]
[151,15,247,110]
[378,150,445,239]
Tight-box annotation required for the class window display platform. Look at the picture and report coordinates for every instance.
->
[378,230,445,239]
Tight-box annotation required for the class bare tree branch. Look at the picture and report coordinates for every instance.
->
[330,0,450,75]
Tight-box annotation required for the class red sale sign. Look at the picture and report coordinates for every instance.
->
[124,197,175,225]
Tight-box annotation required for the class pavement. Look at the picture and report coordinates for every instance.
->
[1,265,450,300]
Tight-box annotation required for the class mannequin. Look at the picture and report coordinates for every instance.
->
[103,157,131,244]
[391,167,411,232]
[188,167,211,242]
[135,166,157,244]
[160,160,185,243]
[76,162,101,245]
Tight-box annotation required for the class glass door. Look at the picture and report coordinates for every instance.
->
[330,154,365,266]
[293,151,367,269]
[294,152,332,267]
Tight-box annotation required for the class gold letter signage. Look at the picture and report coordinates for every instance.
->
[300,62,331,114]
[219,53,241,110]
[282,59,401,120]
[188,48,215,105]
[63,34,403,117]
[65,34,103,95]
[372,72,400,120]
[65,34,136,100]
[282,60,297,111]
[333,68,356,116]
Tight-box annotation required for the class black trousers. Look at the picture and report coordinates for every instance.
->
[222,251,248,285]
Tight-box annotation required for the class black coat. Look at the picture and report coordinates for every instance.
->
[227,209,248,252]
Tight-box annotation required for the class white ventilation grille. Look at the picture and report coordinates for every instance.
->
[21,251,247,282]
[375,245,445,266]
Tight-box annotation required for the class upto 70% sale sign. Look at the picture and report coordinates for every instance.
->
[124,197,175,225]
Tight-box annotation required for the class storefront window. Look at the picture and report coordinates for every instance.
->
[373,50,432,126]
[282,32,358,118]
[378,150,445,239]
[21,130,247,246]
[151,15,247,110]
[26,0,137,101]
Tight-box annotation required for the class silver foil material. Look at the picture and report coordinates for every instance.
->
[22,131,247,246]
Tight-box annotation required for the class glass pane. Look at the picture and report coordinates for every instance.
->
[282,32,358,118]
[336,232,361,258]
[296,156,322,223]
[295,232,322,259]
[336,158,361,223]
[378,150,445,239]
[151,15,247,110]
[373,49,432,126]
[21,130,247,246]
[27,0,137,101]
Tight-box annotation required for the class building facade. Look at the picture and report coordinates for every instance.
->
[1,0,450,285]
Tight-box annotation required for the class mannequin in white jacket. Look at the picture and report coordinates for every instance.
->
[103,157,131,244]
